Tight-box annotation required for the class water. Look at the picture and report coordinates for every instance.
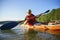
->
[0,24,60,40]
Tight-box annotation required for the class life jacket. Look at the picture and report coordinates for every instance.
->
[26,14,35,25]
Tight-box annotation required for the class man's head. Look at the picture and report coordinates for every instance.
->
[27,9,32,14]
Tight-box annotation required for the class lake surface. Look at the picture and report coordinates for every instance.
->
[0,24,60,40]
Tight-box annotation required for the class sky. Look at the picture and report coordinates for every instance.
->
[0,0,60,21]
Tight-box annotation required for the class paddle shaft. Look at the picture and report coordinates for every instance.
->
[20,10,50,23]
[36,10,50,18]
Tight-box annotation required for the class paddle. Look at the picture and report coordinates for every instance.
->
[20,10,50,22]
[0,21,19,30]
[0,10,50,30]
[36,10,50,18]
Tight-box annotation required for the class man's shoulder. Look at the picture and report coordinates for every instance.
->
[31,14,34,15]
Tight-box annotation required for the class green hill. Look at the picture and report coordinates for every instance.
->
[38,8,60,22]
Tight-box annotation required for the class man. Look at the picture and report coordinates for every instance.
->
[24,9,42,26]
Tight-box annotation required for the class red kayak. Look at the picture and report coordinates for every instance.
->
[21,24,60,31]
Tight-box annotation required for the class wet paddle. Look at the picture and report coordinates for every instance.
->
[0,10,50,30]
[0,21,19,30]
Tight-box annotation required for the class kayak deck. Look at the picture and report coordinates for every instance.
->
[21,24,60,31]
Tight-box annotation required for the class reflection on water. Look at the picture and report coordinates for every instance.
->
[0,24,60,40]
[24,30,60,40]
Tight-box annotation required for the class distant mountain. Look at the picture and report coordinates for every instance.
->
[38,8,60,22]
[0,21,18,24]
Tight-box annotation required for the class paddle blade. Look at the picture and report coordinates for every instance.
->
[0,21,19,30]
[44,10,50,13]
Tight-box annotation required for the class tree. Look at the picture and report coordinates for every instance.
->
[38,8,60,22]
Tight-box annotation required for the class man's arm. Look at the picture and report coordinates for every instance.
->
[35,14,42,18]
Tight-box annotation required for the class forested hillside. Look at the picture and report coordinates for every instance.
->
[38,8,60,22]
